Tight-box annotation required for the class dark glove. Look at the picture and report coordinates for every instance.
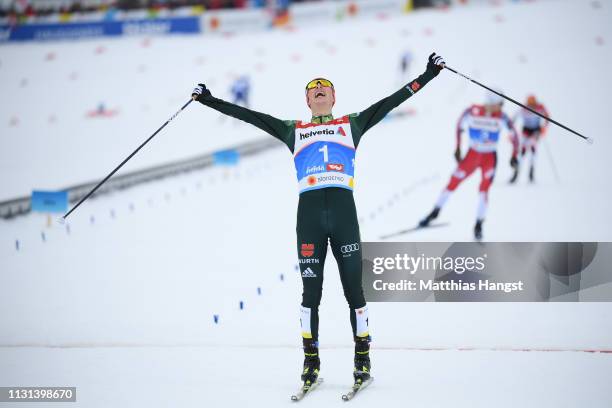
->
[510,156,518,168]
[192,83,212,101]
[426,52,446,76]
[454,147,462,163]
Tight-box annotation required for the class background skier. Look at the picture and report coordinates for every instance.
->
[419,91,518,240]
[510,94,550,183]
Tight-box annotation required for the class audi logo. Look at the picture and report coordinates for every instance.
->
[340,243,360,254]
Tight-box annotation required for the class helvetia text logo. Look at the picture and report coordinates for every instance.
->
[299,129,335,140]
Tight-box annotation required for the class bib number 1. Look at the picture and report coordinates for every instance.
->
[318,145,329,162]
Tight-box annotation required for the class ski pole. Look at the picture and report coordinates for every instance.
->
[542,136,561,183]
[62,98,195,220]
[443,66,593,144]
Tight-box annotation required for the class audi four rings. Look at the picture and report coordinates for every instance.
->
[340,243,360,254]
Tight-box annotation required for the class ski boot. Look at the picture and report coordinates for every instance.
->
[419,207,440,228]
[353,336,371,384]
[341,336,373,401]
[509,155,520,183]
[301,339,320,388]
[509,168,519,184]
[474,219,484,241]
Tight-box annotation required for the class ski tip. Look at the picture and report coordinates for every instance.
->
[291,377,323,401]
[342,377,374,401]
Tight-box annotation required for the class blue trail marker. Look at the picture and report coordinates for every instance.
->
[32,190,69,228]
[31,190,68,213]
[213,149,240,166]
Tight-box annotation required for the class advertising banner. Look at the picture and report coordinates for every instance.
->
[0,16,200,42]
[201,9,270,34]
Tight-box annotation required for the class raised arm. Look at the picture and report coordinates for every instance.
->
[349,53,445,146]
[192,83,295,149]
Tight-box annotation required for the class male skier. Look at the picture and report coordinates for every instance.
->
[192,53,446,390]
[230,75,251,108]
[510,94,549,183]
[419,91,518,240]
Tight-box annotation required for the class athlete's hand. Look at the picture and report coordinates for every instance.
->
[454,147,462,163]
[192,83,212,101]
[510,156,519,168]
[426,52,446,76]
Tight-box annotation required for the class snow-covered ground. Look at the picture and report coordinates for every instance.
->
[4,346,611,407]
[1,0,611,407]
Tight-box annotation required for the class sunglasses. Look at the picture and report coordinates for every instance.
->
[305,78,334,91]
